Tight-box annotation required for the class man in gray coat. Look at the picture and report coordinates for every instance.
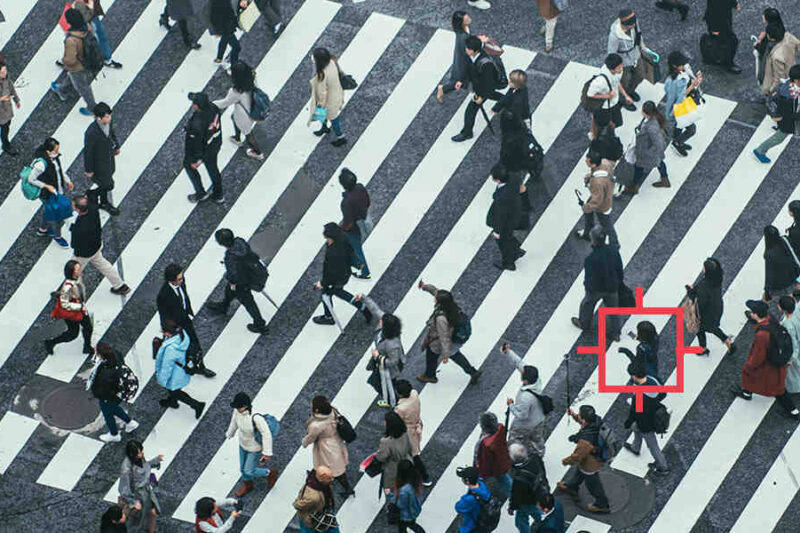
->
[504,349,547,457]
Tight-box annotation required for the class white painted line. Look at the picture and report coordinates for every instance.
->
[0,1,39,49]
[0,411,38,474]
[175,26,466,525]
[36,432,104,490]
[415,93,737,531]
[567,515,612,533]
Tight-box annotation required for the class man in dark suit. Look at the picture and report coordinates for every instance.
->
[184,91,223,204]
[486,163,524,271]
[157,263,215,378]
[84,102,120,215]
[452,35,504,142]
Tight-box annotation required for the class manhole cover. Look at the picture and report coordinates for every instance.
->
[41,383,99,430]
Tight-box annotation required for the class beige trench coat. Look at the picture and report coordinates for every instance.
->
[308,60,344,123]
[301,412,349,477]
[394,390,423,455]
[761,32,800,95]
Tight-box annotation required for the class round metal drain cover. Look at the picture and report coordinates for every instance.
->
[40,383,99,430]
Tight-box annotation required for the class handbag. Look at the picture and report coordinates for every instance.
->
[386,502,401,525]
[623,141,636,165]
[682,295,701,334]
[334,408,357,443]
[309,510,338,532]
[673,96,703,129]
[237,0,260,32]
[360,453,383,478]
[43,193,73,222]
[312,106,328,122]
[50,287,84,322]
[641,48,661,84]
[336,62,358,91]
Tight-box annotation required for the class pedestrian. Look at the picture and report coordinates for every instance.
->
[474,412,512,499]
[74,0,122,68]
[416,281,482,384]
[210,0,242,68]
[194,497,241,532]
[620,101,670,195]
[575,151,618,247]
[357,294,404,407]
[213,61,264,160]
[84,102,121,215]
[536,0,564,53]
[184,91,224,204]
[487,162,524,271]
[703,0,742,73]
[293,467,340,533]
[686,258,736,356]
[154,320,206,419]
[394,379,430,486]
[753,7,785,87]
[436,11,472,104]
[618,321,659,379]
[786,201,800,286]
[390,459,425,533]
[607,8,649,108]
[571,227,623,343]
[70,195,131,294]
[49,8,97,115]
[338,168,371,279]
[301,395,354,498]
[454,465,492,533]
[758,25,799,96]
[557,405,611,513]
[90,342,139,443]
[256,0,283,35]
[45,260,94,356]
[308,47,347,147]
[664,51,703,157]
[762,225,800,301]
[101,504,128,533]
[508,442,550,533]
[375,411,415,495]
[654,0,689,21]
[157,263,215,378]
[492,69,530,126]
[207,228,269,333]
[779,296,800,394]
[586,54,632,139]
[27,137,73,247]
[732,300,800,419]
[226,392,278,497]
[533,492,565,533]
[160,0,201,50]
[312,223,372,326]
[622,362,669,474]
[753,65,799,164]
[451,35,504,142]
[498,111,530,174]
[505,360,547,457]
[118,440,163,533]
[0,61,21,155]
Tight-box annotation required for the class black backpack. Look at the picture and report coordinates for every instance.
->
[653,403,671,435]
[243,249,269,292]
[470,491,502,532]
[525,389,554,415]
[451,310,472,344]
[78,33,104,73]
[593,126,623,162]
[580,74,611,112]
[523,130,544,179]
[758,322,793,367]
[478,55,509,91]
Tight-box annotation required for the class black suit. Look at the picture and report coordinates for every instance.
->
[84,120,119,206]
[486,181,522,267]
[460,51,504,135]
[157,280,204,366]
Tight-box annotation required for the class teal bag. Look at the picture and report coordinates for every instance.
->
[312,106,328,122]
[20,158,45,201]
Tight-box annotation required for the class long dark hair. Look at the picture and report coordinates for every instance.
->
[764,225,789,256]
[96,342,118,366]
[434,289,461,327]
[703,258,723,287]
[34,137,59,160]
[313,48,331,80]
[231,61,256,93]
[64,259,80,280]
[161,319,185,342]
[642,101,666,131]
[381,313,401,340]
[384,411,407,438]
[394,459,422,496]
[763,7,784,30]
[789,200,800,227]
[451,10,467,32]
[125,440,144,467]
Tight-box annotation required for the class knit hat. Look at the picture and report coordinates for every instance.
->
[230,392,252,409]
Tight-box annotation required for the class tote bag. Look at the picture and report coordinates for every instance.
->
[43,193,72,222]
[673,96,703,129]
[238,0,260,32]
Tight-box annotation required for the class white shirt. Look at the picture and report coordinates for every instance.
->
[587,64,621,108]
[171,283,187,312]
[226,409,273,454]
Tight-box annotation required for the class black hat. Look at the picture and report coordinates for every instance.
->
[188,91,210,109]
[745,299,769,319]
[230,392,252,409]
[456,466,479,483]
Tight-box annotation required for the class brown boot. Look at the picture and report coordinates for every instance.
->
[267,469,279,489]
[653,177,671,188]
[235,480,254,497]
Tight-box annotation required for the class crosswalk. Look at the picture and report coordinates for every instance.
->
[0,1,799,531]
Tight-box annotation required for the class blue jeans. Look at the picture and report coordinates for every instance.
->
[98,398,131,435]
[239,447,270,481]
[300,524,339,533]
[217,31,240,63]
[514,503,541,533]
[344,231,369,276]
[90,18,112,60]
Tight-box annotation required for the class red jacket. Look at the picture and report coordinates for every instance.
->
[742,317,787,397]
[475,424,511,479]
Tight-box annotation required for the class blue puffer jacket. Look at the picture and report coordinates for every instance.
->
[155,333,191,391]
[455,479,491,533]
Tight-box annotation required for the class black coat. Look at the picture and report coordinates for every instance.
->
[70,204,103,258]
[184,105,222,162]
[624,383,666,433]
[788,223,800,258]
[91,361,120,401]
[704,0,737,34]
[224,237,255,287]
[34,154,68,201]
[469,52,500,99]
[509,455,548,510]
[492,86,531,123]
[500,129,529,172]
[765,243,799,293]
[690,276,723,328]
[322,238,352,287]
[83,120,119,188]
[209,0,237,35]
[583,244,624,293]
[770,81,800,135]
[449,30,471,85]
[157,280,194,330]
[486,183,521,234]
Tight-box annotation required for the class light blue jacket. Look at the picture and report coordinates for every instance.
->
[664,75,689,121]
[155,333,192,391]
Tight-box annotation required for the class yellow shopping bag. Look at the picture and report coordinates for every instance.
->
[673,96,702,129]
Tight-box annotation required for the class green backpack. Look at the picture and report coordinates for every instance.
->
[19,158,45,200]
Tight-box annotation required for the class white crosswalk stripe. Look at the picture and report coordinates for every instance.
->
[0,7,797,533]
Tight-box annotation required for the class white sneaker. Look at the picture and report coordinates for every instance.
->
[124,420,139,433]
[100,432,122,443]
[468,0,491,9]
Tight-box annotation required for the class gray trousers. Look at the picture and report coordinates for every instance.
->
[630,424,668,470]
[508,424,545,457]
[579,289,621,339]
[755,130,789,156]
[258,0,281,25]
[57,70,96,109]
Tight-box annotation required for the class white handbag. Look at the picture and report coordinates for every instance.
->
[238,1,260,32]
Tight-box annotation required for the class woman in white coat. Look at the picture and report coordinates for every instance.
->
[308,47,346,147]
[213,61,264,160]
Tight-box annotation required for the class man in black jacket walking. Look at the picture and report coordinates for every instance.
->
[508,441,549,531]
[207,228,269,333]
[571,226,622,341]
[452,35,504,142]
[486,163,524,271]
[184,92,223,204]
[84,102,121,215]
[339,168,371,279]
[312,222,372,326]
[157,263,215,377]
[70,195,130,295]
[622,362,669,475]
